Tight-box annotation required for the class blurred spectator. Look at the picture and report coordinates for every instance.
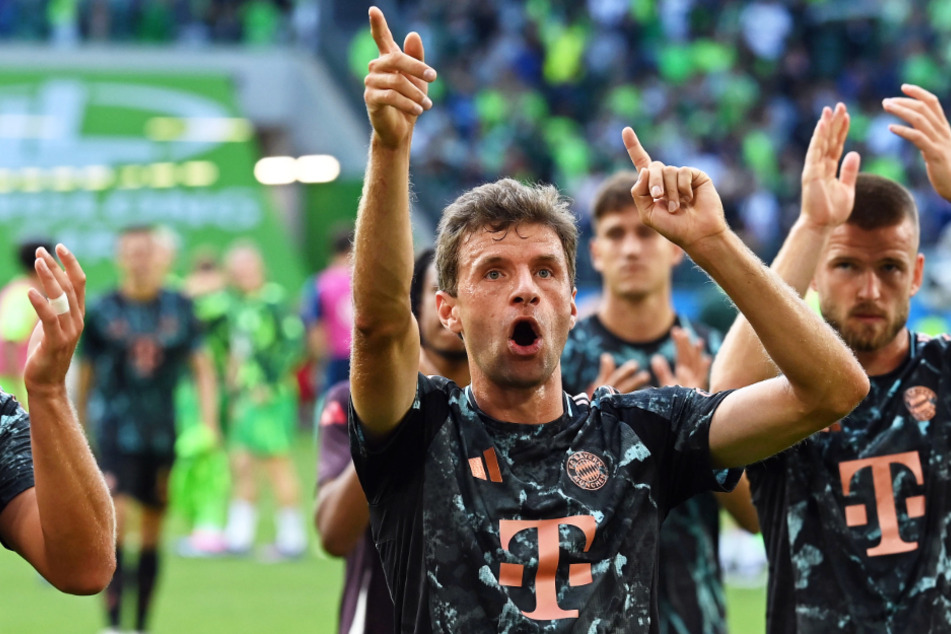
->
[0,237,54,406]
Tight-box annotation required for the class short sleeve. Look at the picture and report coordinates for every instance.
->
[608,386,742,511]
[0,392,34,530]
[317,381,353,487]
[348,373,451,505]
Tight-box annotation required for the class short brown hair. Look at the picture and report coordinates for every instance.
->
[435,178,578,296]
[591,171,638,229]
[849,173,918,237]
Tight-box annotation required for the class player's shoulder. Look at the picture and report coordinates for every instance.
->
[0,390,28,431]
[589,384,697,420]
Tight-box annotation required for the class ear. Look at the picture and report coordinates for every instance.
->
[569,287,578,329]
[589,237,604,273]
[436,290,463,335]
[910,252,925,297]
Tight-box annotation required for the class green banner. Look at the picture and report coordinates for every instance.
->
[0,70,303,295]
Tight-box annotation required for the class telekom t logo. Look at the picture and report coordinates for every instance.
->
[839,451,926,557]
[497,515,596,620]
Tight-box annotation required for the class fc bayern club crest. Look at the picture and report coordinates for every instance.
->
[566,451,608,491]
[904,386,937,422]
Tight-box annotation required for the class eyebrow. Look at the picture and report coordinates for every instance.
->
[470,253,564,270]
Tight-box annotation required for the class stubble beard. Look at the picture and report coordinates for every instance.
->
[821,304,908,353]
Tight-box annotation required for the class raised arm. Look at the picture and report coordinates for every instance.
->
[351,7,437,437]
[710,104,860,392]
[0,245,115,594]
[884,83,951,203]
[623,128,868,468]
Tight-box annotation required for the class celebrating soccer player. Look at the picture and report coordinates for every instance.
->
[348,7,868,631]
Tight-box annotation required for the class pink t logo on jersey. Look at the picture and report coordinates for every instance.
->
[497,515,597,620]
[839,451,926,557]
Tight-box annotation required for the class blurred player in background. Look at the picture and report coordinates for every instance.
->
[302,226,354,393]
[0,237,54,406]
[561,171,760,633]
[172,249,234,557]
[0,244,115,596]
[224,242,307,560]
[79,225,219,633]
[315,247,469,634]
[712,88,951,632]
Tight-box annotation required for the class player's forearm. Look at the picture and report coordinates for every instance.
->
[711,219,834,391]
[315,463,371,557]
[692,230,867,419]
[27,385,116,593]
[192,351,220,433]
[352,136,416,339]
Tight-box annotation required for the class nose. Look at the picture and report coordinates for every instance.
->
[621,233,641,257]
[856,270,881,301]
[511,268,540,305]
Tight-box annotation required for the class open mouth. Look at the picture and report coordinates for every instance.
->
[511,320,540,347]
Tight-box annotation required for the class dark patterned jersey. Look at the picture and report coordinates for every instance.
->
[561,314,727,634]
[318,381,395,634]
[349,374,740,633]
[0,390,32,543]
[749,331,951,633]
[81,289,203,456]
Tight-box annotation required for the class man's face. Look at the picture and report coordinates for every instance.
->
[227,248,265,293]
[815,219,924,353]
[117,231,160,287]
[437,223,577,390]
[590,205,682,300]
[418,263,466,358]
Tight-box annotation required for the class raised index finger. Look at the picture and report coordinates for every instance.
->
[369,6,398,55]
[622,127,652,171]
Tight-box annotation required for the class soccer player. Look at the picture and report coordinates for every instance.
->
[316,248,470,634]
[347,8,867,631]
[561,171,760,633]
[223,242,307,559]
[78,225,219,633]
[710,87,951,632]
[0,244,115,595]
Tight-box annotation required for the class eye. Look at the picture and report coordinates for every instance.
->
[537,269,552,279]
[486,270,502,280]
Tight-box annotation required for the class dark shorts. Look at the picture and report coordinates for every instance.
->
[99,451,175,509]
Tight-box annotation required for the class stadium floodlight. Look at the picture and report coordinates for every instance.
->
[295,154,340,184]
[254,156,297,185]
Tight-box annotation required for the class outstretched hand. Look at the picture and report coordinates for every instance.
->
[586,353,650,398]
[650,327,711,390]
[622,127,727,249]
[364,6,437,149]
[24,245,85,393]
[884,83,951,202]
[801,103,860,229]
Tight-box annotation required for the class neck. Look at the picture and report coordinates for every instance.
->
[597,289,676,343]
[421,348,471,387]
[469,366,565,424]
[855,329,911,377]
[120,281,161,301]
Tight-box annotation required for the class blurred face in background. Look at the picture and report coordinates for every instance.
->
[418,263,466,360]
[117,229,162,292]
[226,245,266,294]
[590,205,683,301]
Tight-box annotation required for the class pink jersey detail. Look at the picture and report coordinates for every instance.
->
[316,264,353,359]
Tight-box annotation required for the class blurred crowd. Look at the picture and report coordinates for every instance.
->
[3,1,951,262]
